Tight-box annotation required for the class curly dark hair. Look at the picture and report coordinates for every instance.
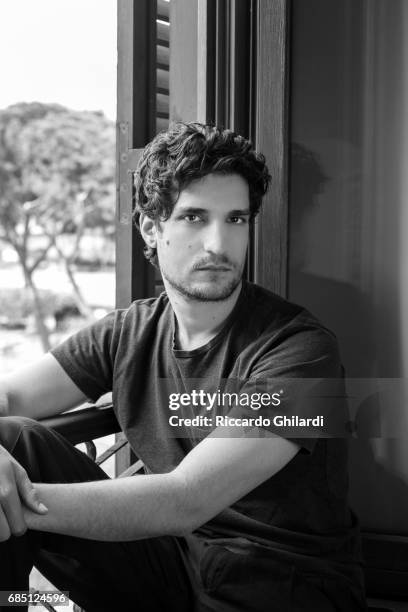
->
[133,122,271,266]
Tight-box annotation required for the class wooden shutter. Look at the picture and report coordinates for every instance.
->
[116,0,170,309]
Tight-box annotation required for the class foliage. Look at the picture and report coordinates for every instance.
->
[0,102,115,252]
[0,101,116,349]
[0,287,79,324]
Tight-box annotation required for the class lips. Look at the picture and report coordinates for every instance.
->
[196,266,232,271]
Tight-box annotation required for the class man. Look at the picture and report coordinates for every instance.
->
[0,123,366,611]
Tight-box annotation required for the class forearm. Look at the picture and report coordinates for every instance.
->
[24,473,193,541]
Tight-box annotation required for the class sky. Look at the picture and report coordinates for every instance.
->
[0,0,117,120]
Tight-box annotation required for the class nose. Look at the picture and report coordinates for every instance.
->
[202,221,227,256]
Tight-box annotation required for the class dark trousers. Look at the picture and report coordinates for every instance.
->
[0,416,194,612]
[0,417,367,612]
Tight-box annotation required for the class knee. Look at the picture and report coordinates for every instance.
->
[1,415,38,430]
[0,416,41,450]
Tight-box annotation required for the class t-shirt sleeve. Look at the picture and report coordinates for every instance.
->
[227,326,345,455]
[50,310,125,402]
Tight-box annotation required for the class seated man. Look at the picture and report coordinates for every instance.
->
[0,123,367,611]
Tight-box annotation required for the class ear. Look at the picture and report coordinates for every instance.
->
[139,213,157,248]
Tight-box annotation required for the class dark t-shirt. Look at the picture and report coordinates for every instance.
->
[51,281,364,590]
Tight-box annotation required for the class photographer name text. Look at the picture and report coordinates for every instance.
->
[168,415,324,428]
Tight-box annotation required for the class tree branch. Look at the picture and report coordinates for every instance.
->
[28,239,54,275]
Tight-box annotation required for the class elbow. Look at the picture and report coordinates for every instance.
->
[171,511,203,537]
[168,472,208,536]
[168,496,202,537]
[171,497,214,537]
[171,522,195,538]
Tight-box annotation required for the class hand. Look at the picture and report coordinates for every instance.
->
[0,444,48,541]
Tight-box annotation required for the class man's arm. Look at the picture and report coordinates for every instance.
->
[0,354,89,540]
[0,353,88,419]
[23,432,300,541]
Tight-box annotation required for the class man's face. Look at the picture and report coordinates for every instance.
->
[148,173,250,301]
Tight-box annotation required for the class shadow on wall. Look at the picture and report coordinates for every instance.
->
[288,142,408,535]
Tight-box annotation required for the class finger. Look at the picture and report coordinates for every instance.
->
[14,465,48,514]
[0,481,27,536]
[0,505,11,542]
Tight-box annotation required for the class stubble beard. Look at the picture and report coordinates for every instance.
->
[161,267,243,302]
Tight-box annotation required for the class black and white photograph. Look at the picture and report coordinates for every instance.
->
[0,1,407,611]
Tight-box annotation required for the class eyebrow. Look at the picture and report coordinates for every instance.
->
[175,206,251,216]
[175,207,208,215]
[228,209,251,216]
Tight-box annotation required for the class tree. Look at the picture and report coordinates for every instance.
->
[0,102,115,350]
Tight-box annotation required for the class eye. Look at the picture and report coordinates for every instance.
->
[182,214,202,223]
[228,216,247,224]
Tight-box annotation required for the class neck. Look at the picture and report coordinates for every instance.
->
[166,281,243,351]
